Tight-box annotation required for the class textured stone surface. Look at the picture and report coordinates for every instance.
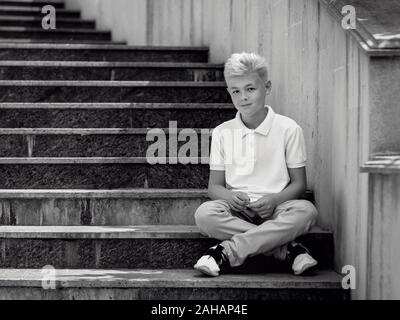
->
[0,47,209,62]
[0,107,236,128]
[0,238,218,269]
[0,268,348,300]
[0,65,224,81]
[0,164,209,188]
[0,231,332,269]
[370,57,400,153]
[147,165,209,188]
[0,29,111,41]
[0,286,349,300]
[0,84,230,103]
[0,197,205,225]
[0,190,314,226]
[0,135,26,157]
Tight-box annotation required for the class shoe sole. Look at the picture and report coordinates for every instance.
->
[194,263,219,277]
[293,254,318,275]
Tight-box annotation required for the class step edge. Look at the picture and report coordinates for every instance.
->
[0,39,123,44]
[0,225,207,239]
[0,43,210,50]
[0,80,227,87]
[0,102,233,109]
[0,16,93,23]
[0,189,315,201]
[0,61,223,68]
[0,188,209,198]
[0,6,79,13]
[0,26,110,34]
[0,269,343,289]
[0,225,331,239]
[0,157,210,164]
[0,128,214,134]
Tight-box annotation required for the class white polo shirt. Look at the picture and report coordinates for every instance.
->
[209,105,306,202]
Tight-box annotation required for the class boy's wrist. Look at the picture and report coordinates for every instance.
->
[208,185,234,202]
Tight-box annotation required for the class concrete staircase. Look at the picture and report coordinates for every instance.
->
[0,0,348,300]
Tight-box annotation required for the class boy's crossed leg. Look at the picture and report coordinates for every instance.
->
[194,199,318,276]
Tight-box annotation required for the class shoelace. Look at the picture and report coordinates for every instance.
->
[205,245,226,265]
[287,243,309,263]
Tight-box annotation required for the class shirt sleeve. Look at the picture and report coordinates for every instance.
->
[285,125,307,168]
[209,127,225,171]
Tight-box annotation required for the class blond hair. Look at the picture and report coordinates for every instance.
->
[224,52,268,81]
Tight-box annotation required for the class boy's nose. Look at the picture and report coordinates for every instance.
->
[241,92,249,101]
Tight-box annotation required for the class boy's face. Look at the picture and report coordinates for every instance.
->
[225,71,271,117]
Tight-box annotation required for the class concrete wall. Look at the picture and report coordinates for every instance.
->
[65,0,373,299]
[367,172,400,299]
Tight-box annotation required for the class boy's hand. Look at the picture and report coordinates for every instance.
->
[247,195,277,219]
[228,191,250,213]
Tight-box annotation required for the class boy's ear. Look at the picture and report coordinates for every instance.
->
[265,80,272,93]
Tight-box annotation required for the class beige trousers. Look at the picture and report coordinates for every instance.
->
[194,199,318,267]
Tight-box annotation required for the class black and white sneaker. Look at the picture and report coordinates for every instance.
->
[194,244,229,277]
[286,242,318,275]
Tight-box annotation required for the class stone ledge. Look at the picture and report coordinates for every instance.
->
[0,268,342,289]
[320,0,400,54]
[361,155,400,173]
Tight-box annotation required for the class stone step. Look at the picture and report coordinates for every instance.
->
[0,0,64,8]
[0,16,94,29]
[0,268,348,300]
[0,61,224,81]
[0,160,209,188]
[0,128,213,157]
[0,38,124,44]
[0,103,235,128]
[0,189,208,225]
[0,27,111,41]
[0,225,334,269]
[0,6,79,18]
[0,43,209,62]
[0,81,229,103]
[0,189,314,226]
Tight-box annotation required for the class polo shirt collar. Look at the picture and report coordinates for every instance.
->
[235,105,275,137]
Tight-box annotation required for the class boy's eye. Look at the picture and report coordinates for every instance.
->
[231,90,239,95]
[247,88,255,92]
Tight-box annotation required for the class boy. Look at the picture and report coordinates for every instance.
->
[194,52,318,277]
